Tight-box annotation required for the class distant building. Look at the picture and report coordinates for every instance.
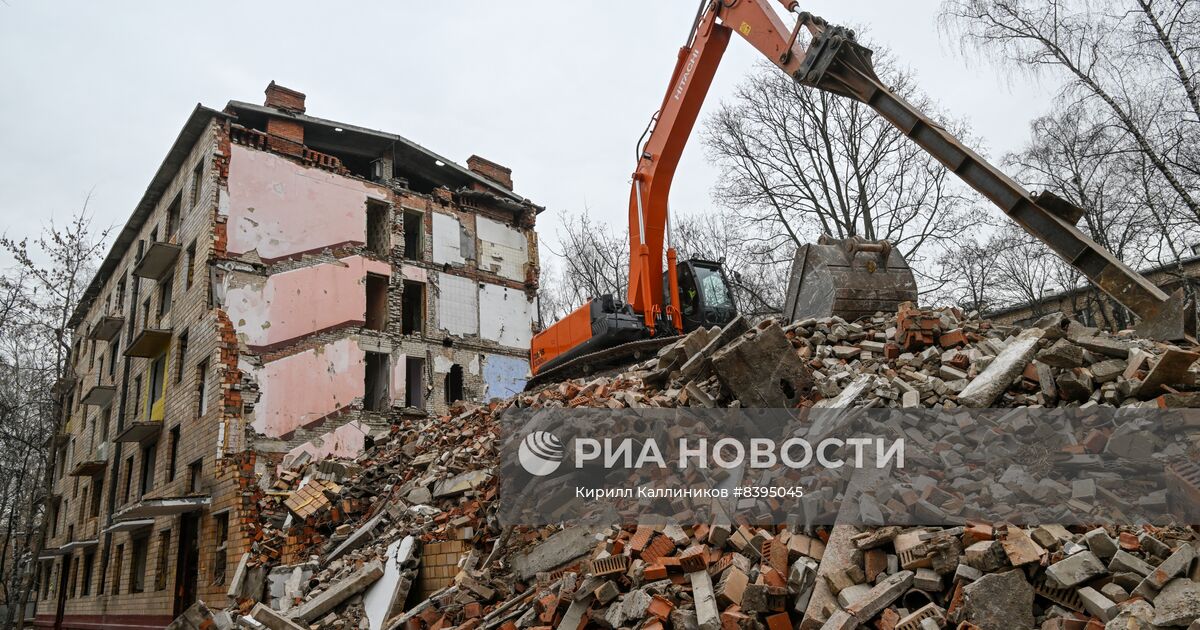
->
[36,83,540,629]
[988,255,1200,329]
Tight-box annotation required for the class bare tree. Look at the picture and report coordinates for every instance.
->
[702,45,973,292]
[538,209,793,324]
[992,227,1059,316]
[934,231,1004,313]
[0,207,109,629]
[673,211,791,317]
[537,211,630,323]
[941,0,1200,223]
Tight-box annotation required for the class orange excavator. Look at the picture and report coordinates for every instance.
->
[528,0,1194,387]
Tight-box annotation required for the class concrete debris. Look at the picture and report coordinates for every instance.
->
[161,304,1200,629]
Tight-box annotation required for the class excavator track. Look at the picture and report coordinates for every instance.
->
[523,335,682,392]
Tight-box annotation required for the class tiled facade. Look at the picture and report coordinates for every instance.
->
[34,83,540,629]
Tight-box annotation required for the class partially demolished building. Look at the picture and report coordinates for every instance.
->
[35,82,540,629]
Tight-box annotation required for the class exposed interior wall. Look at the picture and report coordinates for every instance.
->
[482,353,528,399]
[250,337,366,438]
[479,283,535,347]
[223,256,391,349]
[431,212,467,266]
[476,216,528,282]
[224,145,386,261]
[282,419,370,466]
[437,273,479,336]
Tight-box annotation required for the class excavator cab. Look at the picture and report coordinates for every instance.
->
[665,259,738,333]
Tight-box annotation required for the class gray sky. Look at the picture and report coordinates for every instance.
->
[0,1,1049,267]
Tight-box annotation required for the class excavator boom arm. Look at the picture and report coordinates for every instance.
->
[630,0,1192,341]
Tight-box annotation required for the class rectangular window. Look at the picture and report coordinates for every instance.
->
[130,536,148,593]
[405,356,425,410]
[176,331,188,383]
[212,512,229,585]
[139,440,157,496]
[188,459,202,494]
[166,194,182,238]
[90,477,103,518]
[132,376,142,421]
[81,552,94,597]
[99,406,110,442]
[365,274,388,332]
[366,202,390,257]
[403,210,424,260]
[185,241,197,290]
[401,281,425,335]
[112,544,124,595]
[108,335,120,378]
[67,556,77,599]
[122,457,134,505]
[364,352,389,412]
[196,359,209,418]
[115,277,126,312]
[148,353,166,420]
[167,426,180,482]
[142,297,152,329]
[41,561,53,600]
[154,530,170,590]
[191,160,204,211]
[158,276,173,317]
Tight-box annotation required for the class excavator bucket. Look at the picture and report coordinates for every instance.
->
[783,236,918,323]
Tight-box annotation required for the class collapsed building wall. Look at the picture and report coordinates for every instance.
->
[36,82,542,630]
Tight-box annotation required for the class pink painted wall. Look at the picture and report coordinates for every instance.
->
[253,337,365,438]
[225,255,390,349]
[390,355,406,403]
[400,264,427,283]
[284,420,370,466]
[225,144,387,261]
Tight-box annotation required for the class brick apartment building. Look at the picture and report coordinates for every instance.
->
[988,254,1200,330]
[33,82,541,629]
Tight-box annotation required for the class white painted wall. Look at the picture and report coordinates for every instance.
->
[479,283,535,347]
[431,212,466,265]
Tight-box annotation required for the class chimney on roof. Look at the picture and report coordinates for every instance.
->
[264,81,306,114]
[467,155,513,190]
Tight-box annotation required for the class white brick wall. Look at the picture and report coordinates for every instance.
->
[437,272,479,336]
[477,216,527,282]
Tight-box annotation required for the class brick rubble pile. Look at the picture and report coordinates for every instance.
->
[166,304,1200,630]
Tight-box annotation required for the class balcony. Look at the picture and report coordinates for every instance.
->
[113,420,161,444]
[112,496,210,521]
[68,442,110,477]
[87,315,124,342]
[59,539,98,553]
[124,327,172,358]
[81,383,116,407]
[103,518,154,535]
[131,241,181,281]
[37,547,67,561]
[68,459,106,477]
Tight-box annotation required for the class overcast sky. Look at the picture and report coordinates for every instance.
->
[0,1,1050,269]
